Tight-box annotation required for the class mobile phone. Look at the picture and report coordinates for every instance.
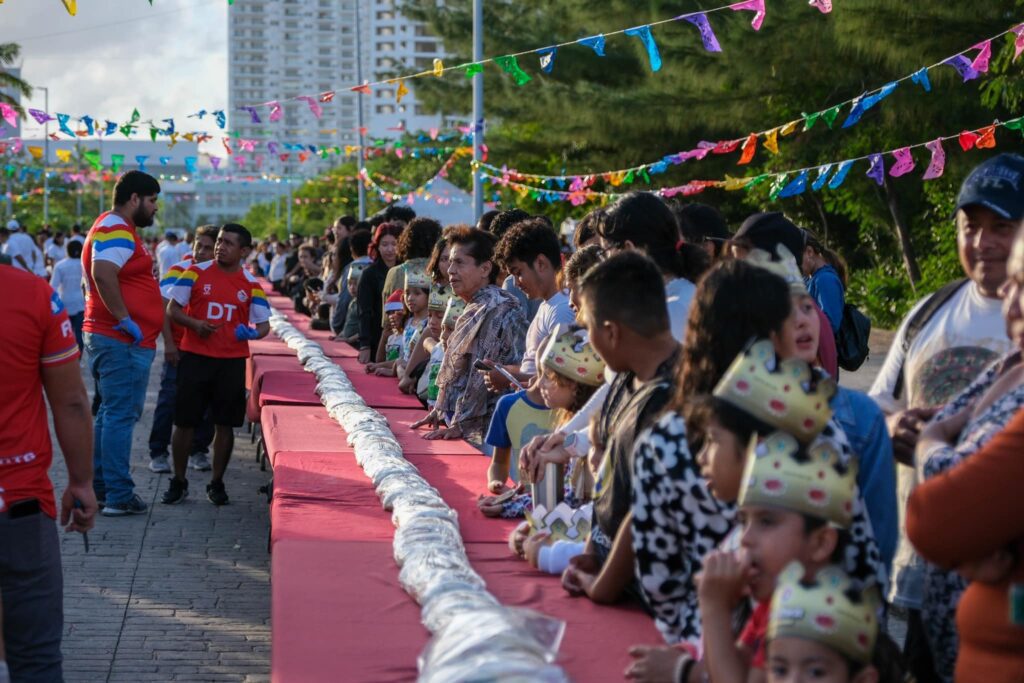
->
[473,359,526,391]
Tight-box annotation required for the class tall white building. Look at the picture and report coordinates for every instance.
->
[228,0,449,179]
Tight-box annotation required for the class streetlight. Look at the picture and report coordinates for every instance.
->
[354,0,367,220]
[472,0,483,221]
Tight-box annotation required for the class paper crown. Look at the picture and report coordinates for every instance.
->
[347,261,368,282]
[442,295,466,327]
[769,562,880,664]
[713,339,836,444]
[525,502,592,542]
[428,284,453,312]
[746,244,808,296]
[404,265,431,290]
[739,430,857,528]
[539,325,606,387]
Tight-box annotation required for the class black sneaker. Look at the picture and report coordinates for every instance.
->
[161,478,189,505]
[101,494,148,517]
[206,480,229,506]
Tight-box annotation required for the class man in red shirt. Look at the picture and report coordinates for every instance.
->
[163,224,270,506]
[0,264,95,680]
[82,171,164,516]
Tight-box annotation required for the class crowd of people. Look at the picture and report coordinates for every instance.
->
[247,153,1023,683]
[2,152,1023,682]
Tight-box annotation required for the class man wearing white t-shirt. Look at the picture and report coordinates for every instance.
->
[868,153,1024,681]
[3,220,42,275]
[50,240,86,351]
[155,231,189,279]
[491,218,576,387]
[45,232,67,268]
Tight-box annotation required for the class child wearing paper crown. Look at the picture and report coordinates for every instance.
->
[421,294,465,413]
[403,283,450,398]
[766,563,903,683]
[365,289,407,377]
[394,267,431,383]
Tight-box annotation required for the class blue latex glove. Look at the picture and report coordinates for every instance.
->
[114,316,143,345]
[234,323,260,341]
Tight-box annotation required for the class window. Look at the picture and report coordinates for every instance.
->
[376,105,396,114]
[415,41,437,53]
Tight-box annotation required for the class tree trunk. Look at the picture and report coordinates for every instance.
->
[882,175,921,288]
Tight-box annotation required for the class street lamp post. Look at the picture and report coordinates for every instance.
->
[354,0,367,220]
[39,86,50,224]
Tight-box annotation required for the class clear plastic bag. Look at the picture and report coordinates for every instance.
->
[392,500,459,529]
[393,517,464,566]
[417,608,566,679]
[367,461,420,487]
[418,657,568,683]
[398,547,484,602]
[419,589,500,633]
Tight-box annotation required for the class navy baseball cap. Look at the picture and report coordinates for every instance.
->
[955,153,1024,221]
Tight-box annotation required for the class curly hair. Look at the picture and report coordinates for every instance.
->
[561,244,604,290]
[397,217,442,262]
[673,260,791,434]
[493,217,562,271]
[487,208,532,240]
[447,226,499,284]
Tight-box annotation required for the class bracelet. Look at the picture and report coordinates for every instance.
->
[674,655,695,683]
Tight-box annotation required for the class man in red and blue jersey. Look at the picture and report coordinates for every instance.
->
[162,224,270,506]
[82,171,163,516]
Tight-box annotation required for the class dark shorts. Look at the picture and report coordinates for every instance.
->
[174,352,246,428]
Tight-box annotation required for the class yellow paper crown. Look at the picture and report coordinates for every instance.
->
[746,244,808,296]
[739,430,857,528]
[347,262,369,282]
[714,339,836,444]
[442,296,466,327]
[428,284,453,312]
[404,265,431,290]
[539,325,606,387]
[769,562,880,664]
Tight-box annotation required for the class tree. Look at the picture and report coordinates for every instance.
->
[0,43,32,114]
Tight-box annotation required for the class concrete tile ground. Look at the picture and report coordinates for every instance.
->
[48,351,271,683]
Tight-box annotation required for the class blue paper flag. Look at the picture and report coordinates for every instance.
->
[81,115,95,136]
[56,113,75,137]
[135,155,149,172]
[777,170,810,198]
[811,164,833,191]
[625,25,662,72]
[865,154,886,186]
[159,156,172,166]
[827,160,855,190]
[537,47,557,73]
[842,82,898,128]
[578,34,606,56]
[105,120,118,136]
[184,156,197,174]
[213,110,227,129]
[910,67,932,92]
[162,118,175,134]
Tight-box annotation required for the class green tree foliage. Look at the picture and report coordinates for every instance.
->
[0,43,32,114]
[398,0,1024,326]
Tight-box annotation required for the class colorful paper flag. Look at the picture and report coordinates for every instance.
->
[685,14,722,52]
[624,25,662,72]
[578,35,606,56]
[730,0,766,31]
[889,148,915,177]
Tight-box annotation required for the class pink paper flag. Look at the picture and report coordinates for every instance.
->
[296,96,323,119]
[1013,25,1024,61]
[729,0,766,30]
[0,103,16,127]
[889,148,915,177]
[809,0,832,13]
[268,101,283,122]
[971,40,992,73]
[923,139,946,180]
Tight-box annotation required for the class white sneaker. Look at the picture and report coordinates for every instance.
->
[148,455,171,474]
[189,453,212,471]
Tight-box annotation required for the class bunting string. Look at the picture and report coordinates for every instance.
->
[475,21,1024,186]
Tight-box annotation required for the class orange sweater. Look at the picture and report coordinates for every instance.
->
[907,409,1024,683]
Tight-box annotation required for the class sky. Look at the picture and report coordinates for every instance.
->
[1,0,227,140]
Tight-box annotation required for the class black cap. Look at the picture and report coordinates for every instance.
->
[955,153,1024,221]
[733,212,806,268]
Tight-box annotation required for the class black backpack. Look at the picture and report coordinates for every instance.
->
[836,302,872,372]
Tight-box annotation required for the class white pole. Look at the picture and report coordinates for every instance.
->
[355,0,367,220]
[42,86,49,225]
[471,0,484,222]
[287,180,293,234]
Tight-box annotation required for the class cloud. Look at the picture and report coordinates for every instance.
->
[3,0,226,139]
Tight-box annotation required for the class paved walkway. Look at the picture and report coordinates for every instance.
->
[48,351,271,683]
[839,328,897,393]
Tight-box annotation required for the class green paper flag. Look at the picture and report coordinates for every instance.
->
[149,127,159,142]
[769,173,790,200]
[464,63,484,78]
[745,174,771,191]
[640,168,651,184]
[494,55,532,86]
[624,170,635,184]
[822,105,842,129]
[111,154,124,173]
[119,124,134,138]
[802,111,820,131]
[83,149,102,171]
[1005,117,1024,137]
[130,108,140,123]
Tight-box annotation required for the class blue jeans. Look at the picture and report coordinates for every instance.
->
[85,332,155,505]
[148,359,214,458]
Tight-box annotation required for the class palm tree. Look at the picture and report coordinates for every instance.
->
[0,43,32,114]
